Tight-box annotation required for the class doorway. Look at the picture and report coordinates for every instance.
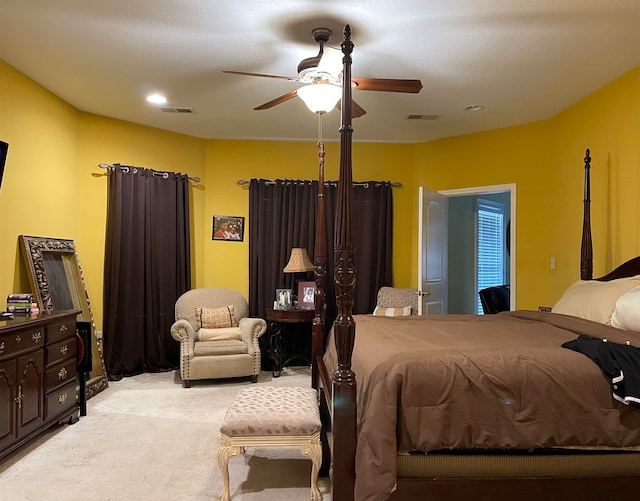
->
[418,184,516,314]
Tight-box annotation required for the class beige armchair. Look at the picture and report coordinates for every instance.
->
[170,288,266,388]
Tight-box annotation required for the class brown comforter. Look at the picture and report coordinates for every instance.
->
[323,311,640,501]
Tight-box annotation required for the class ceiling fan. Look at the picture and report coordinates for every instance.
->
[223,28,423,117]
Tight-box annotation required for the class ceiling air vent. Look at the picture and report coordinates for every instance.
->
[160,107,194,113]
[407,114,441,120]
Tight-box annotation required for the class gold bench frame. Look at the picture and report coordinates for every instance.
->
[218,430,322,500]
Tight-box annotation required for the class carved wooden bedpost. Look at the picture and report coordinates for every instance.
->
[581,149,593,280]
[332,24,357,501]
[313,141,327,390]
[313,139,333,479]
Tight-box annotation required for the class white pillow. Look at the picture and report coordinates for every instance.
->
[611,285,640,331]
[552,275,640,324]
[372,305,412,317]
[197,327,242,341]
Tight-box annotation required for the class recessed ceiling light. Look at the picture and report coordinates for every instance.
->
[147,93,167,104]
[464,104,484,112]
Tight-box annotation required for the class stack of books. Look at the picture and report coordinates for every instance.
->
[6,293,35,316]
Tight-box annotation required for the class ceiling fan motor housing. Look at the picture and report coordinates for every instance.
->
[297,28,338,83]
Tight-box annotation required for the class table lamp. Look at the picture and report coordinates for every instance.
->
[283,248,314,304]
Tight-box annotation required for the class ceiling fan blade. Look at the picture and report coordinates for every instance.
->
[351,100,367,118]
[351,77,423,93]
[337,99,367,118]
[254,90,299,110]
[223,70,299,82]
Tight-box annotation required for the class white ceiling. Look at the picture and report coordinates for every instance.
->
[1,1,639,143]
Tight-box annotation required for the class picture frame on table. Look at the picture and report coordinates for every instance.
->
[275,288,292,310]
[297,281,315,309]
[212,215,244,241]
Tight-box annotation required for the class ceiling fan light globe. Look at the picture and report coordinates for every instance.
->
[297,84,342,114]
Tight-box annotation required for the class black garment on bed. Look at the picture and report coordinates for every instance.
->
[562,334,640,408]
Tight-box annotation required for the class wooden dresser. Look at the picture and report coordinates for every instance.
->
[0,310,80,459]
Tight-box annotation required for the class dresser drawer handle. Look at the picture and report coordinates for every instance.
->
[58,367,68,380]
[15,334,22,343]
[58,392,68,405]
[32,331,42,343]
[14,385,23,409]
[0,341,4,354]
[59,345,69,356]
[59,324,68,336]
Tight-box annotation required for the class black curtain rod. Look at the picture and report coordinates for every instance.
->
[98,163,201,183]
[236,179,402,188]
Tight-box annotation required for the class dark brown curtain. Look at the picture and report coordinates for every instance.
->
[248,178,393,333]
[103,165,191,380]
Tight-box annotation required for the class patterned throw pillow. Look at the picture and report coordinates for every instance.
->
[195,305,239,330]
[372,305,412,317]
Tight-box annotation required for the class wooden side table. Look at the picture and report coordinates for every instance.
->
[266,307,315,377]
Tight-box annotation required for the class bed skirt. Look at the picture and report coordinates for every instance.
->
[396,449,640,478]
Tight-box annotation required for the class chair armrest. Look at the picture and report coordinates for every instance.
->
[171,319,196,354]
[239,317,267,354]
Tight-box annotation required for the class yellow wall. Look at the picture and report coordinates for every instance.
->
[1,57,638,328]
[548,68,640,286]
[412,67,639,309]
[413,121,551,309]
[0,60,80,297]
[76,114,207,329]
[202,140,416,295]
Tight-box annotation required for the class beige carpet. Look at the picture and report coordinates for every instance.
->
[0,367,332,501]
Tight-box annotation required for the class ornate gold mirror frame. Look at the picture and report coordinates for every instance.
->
[19,235,108,398]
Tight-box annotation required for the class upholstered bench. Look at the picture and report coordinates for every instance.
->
[218,386,322,501]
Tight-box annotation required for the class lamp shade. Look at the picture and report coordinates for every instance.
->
[297,83,341,114]
[283,248,314,273]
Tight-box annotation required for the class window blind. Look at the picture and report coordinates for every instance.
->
[476,199,505,314]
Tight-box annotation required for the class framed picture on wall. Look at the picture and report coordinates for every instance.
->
[298,281,315,309]
[0,140,8,192]
[212,215,244,241]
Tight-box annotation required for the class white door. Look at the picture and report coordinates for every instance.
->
[418,187,448,315]
[440,184,516,312]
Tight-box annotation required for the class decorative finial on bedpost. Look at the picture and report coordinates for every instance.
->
[344,24,351,40]
[340,24,354,143]
[581,148,593,280]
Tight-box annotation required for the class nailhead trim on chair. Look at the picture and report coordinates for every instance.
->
[249,321,262,376]
[174,324,192,382]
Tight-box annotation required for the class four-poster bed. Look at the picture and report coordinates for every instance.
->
[312,26,640,501]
